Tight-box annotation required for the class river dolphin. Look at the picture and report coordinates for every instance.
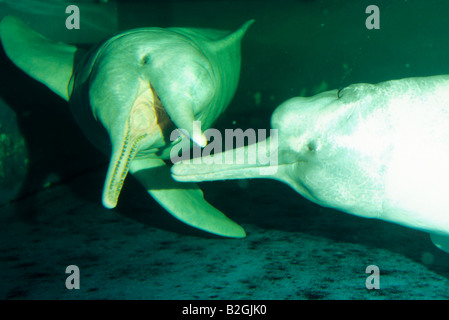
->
[173,75,449,253]
[0,16,253,238]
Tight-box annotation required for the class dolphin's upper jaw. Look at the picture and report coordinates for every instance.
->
[171,137,284,181]
[170,136,317,201]
[102,83,173,209]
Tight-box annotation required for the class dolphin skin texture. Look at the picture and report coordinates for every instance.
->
[0,16,254,238]
[173,75,449,253]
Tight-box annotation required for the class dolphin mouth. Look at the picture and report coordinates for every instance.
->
[102,128,148,209]
[102,81,173,209]
[171,136,282,182]
[171,160,277,182]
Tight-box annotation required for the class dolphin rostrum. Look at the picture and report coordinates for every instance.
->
[0,16,253,238]
[173,75,449,252]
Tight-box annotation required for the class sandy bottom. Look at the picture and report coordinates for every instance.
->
[1,167,449,300]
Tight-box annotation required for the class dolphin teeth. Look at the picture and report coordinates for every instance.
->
[102,129,147,209]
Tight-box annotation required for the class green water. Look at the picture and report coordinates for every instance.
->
[1,0,449,300]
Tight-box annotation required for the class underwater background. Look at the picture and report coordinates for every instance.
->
[1,0,449,300]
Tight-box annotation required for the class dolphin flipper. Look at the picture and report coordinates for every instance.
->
[130,158,246,238]
[0,16,78,101]
[430,234,449,254]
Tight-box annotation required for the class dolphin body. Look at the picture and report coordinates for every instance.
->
[0,16,253,238]
[173,75,449,253]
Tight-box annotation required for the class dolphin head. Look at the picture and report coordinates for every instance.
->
[265,91,341,196]
[88,31,217,208]
[136,30,217,145]
[83,22,254,210]
[171,89,367,208]
[88,27,236,208]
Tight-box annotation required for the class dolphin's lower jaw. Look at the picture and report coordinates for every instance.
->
[102,128,148,209]
[171,137,283,182]
[171,149,314,203]
[102,83,172,209]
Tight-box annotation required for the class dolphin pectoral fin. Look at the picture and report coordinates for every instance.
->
[130,158,246,238]
[430,233,449,253]
[0,16,78,101]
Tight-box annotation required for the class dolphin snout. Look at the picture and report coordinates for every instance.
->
[102,81,172,209]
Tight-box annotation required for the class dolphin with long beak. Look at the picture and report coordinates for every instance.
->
[172,75,449,253]
[0,16,253,237]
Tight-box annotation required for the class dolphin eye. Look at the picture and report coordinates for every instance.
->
[306,141,316,152]
[337,88,343,99]
[140,54,150,65]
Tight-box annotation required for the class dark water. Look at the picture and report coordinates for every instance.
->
[1,0,449,300]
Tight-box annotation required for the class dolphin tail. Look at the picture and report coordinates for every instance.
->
[130,158,246,238]
[0,16,77,101]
